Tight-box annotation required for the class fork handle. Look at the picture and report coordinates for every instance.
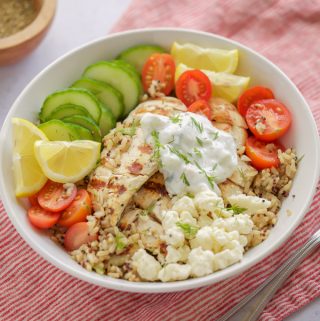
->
[217,232,320,321]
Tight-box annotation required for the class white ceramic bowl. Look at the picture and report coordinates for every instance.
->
[0,28,319,293]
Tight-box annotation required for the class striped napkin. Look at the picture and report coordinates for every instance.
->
[1,0,319,320]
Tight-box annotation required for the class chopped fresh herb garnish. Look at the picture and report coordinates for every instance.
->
[226,204,247,214]
[169,146,190,164]
[186,192,195,198]
[170,114,181,124]
[194,147,202,158]
[196,137,204,147]
[180,172,190,186]
[115,233,127,250]
[238,168,247,183]
[194,160,216,189]
[176,222,199,238]
[296,154,304,164]
[151,130,163,166]
[211,132,219,140]
[191,117,204,133]
[116,120,139,137]
[212,163,218,172]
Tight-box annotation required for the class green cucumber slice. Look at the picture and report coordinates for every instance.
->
[39,88,101,123]
[62,115,101,142]
[99,106,116,137]
[73,125,94,140]
[117,45,165,73]
[38,120,80,141]
[46,104,92,121]
[71,78,124,119]
[83,61,141,116]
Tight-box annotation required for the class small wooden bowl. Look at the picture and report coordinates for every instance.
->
[0,0,56,66]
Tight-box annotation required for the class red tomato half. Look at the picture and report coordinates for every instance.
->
[58,190,92,228]
[38,181,77,212]
[142,53,175,95]
[64,222,98,251]
[246,99,292,142]
[237,86,274,116]
[188,100,212,120]
[28,205,61,229]
[245,136,284,170]
[28,193,39,207]
[175,70,212,106]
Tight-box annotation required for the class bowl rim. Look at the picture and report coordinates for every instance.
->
[0,0,56,49]
[0,27,319,293]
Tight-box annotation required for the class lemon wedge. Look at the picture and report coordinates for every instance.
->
[171,42,239,74]
[175,63,250,103]
[34,140,101,183]
[12,118,48,197]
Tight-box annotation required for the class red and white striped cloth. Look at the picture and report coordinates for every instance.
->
[1,0,320,320]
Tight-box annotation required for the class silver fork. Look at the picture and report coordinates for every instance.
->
[216,229,320,321]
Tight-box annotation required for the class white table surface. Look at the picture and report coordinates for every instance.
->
[0,0,318,320]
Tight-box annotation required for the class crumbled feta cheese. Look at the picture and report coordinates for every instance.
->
[188,247,215,277]
[180,211,197,225]
[255,122,266,135]
[194,190,224,216]
[161,210,179,230]
[228,194,271,214]
[212,214,254,235]
[63,183,75,196]
[132,249,161,281]
[213,242,243,270]
[163,226,185,247]
[172,196,197,217]
[191,226,215,251]
[166,245,182,263]
[198,214,214,227]
[158,264,191,282]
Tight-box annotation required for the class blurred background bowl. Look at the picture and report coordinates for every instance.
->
[0,0,56,66]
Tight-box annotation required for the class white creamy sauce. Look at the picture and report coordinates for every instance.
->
[141,112,237,196]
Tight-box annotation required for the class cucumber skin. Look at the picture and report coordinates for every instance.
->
[117,45,165,73]
[38,119,80,141]
[72,125,94,140]
[83,61,141,116]
[99,106,116,137]
[62,115,101,142]
[71,78,124,119]
[46,104,92,121]
[39,88,101,123]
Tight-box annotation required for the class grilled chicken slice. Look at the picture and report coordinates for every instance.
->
[209,97,247,128]
[228,158,258,188]
[219,179,244,203]
[88,98,186,227]
[209,97,248,155]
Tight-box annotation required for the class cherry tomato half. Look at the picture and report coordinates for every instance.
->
[245,136,284,170]
[188,99,212,120]
[237,86,274,116]
[58,189,92,227]
[38,181,77,212]
[175,70,212,106]
[64,222,98,251]
[28,205,61,229]
[28,193,39,207]
[246,99,292,142]
[142,53,175,95]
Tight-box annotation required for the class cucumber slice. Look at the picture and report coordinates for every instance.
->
[62,115,101,142]
[117,45,165,73]
[73,125,94,140]
[46,104,92,121]
[83,61,141,116]
[71,78,124,119]
[38,119,80,141]
[39,88,101,123]
[99,106,116,137]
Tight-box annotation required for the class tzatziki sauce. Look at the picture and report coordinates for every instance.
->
[141,112,237,196]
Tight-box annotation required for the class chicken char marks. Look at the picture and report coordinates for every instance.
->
[87,97,186,227]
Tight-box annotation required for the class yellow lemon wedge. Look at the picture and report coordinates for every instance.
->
[12,118,48,197]
[34,140,101,183]
[171,42,239,74]
[175,63,250,103]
